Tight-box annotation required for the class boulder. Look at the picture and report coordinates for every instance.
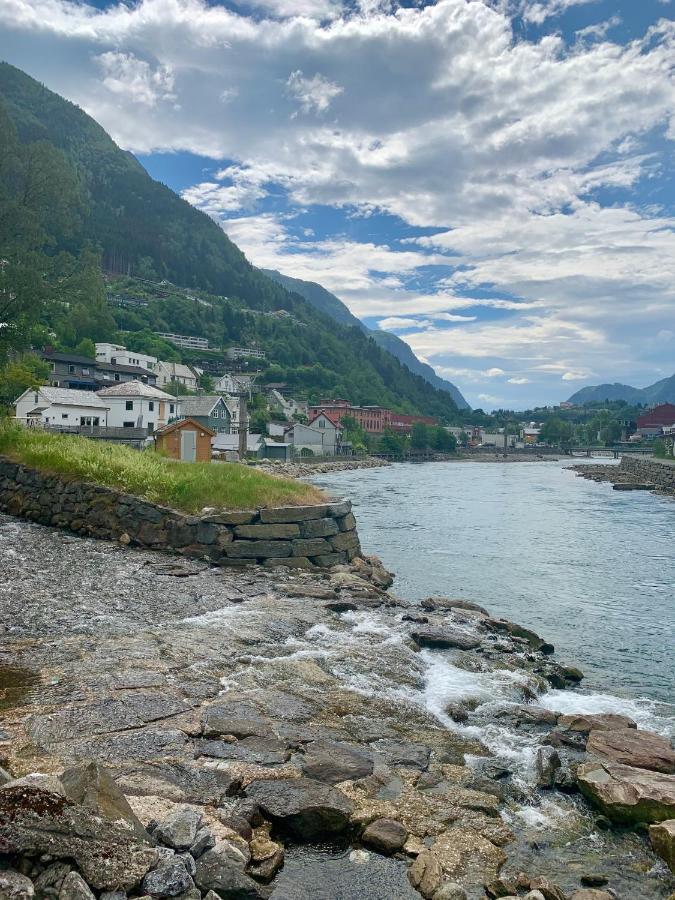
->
[420,598,490,616]
[300,740,374,784]
[141,860,194,898]
[33,862,72,894]
[0,770,158,890]
[528,877,566,900]
[432,885,467,900]
[514,706,558,727]
[569,892,614,900]
[372,738,430,771]
[194,842,264,898]
[558,713,636,733]
[58,872,96,900]
[649,819,675,872]
[411,627,481,651]
[247,827,284,882]
[408,850,443,898]
[189,826,216,859]
[154,805,203,851]
[361,817,408,854]
[430,826,506,887]
[586,728,675,774]
[484,619,554,653]
[0,871,34,900]
[536,747,561,789]
[577,760,675,824]
[245,776,353,839]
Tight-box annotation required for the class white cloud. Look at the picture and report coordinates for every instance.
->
[561,369,592,381]
[508,376,530,384]
[95,51,175,107]
[286,70,343,116]
[485,367,505,377]
[377,316,423,330]
[576,15,621,41]
[519,0,598,25]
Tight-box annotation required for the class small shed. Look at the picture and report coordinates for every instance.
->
[155,417,215,462]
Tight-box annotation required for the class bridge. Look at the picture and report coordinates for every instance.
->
[568,446,654,459]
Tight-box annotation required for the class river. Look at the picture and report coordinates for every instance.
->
[312,457,674,722]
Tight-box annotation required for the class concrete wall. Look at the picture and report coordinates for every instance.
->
[0,457,361,570]
[620,456,675,493]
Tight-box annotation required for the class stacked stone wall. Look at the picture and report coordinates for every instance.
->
[0,457,361,569]
[619,456,675,493]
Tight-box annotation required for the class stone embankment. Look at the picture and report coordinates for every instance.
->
[0,457,363,570]
[573,456,675,498]
[1,512,673,899]
[255,456,389,478]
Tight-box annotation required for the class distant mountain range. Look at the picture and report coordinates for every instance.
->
[263,269,470,410]
[568,374,675,406]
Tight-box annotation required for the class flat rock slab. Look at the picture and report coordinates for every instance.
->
[431,825,506,887]
[577,760,675,824]
[411,627,481,651]
[113,761,241,805]
[245,776,353,839]
[371,738,431,771]
[201,701,273,739]
[300,740,374,784]
[558,713,637,733]
[586,728,675,774]
[196,736,290,767]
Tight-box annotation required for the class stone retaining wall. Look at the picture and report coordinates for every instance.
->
[619,456,675,493]
[0,458,361,569]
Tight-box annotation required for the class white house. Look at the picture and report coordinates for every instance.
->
[95,342,158,372]
[285,412,342,456]
[97,381,179,433]
[155,360,202,392]
[213,373,253,396]
[14,387,110,427]
[267,389,308,421]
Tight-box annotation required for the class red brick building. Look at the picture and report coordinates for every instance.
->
[636,404,675,428]
[389,413,438,434]
[308,399,392,434]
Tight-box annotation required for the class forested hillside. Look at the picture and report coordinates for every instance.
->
[0,62,462,420]
[568,376,675,406]
[264,269,470,409]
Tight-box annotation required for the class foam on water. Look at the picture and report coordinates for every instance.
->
[540,688,675,737]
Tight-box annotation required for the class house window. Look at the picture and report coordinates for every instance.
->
[169,404,175,414]
[61,413,68,419]
[68,365,75,374]
[319,419,325,428]
[123,421,134,428]
[125,400,134,411]
[147,422,154,433]
[82,368,90,375]
[50,363,55,372]
[114,374,120,381]
[148,401,154,411]
[34,393,39,404]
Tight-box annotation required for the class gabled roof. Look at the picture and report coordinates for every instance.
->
[97,361,156,377]
[309,410,341,428]
[179,396,229,417]
[25,387,110,409]
[97,381,177,400]
[41,350,97,365]
[155,417,215,437]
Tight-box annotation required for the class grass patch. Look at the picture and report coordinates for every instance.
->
[0,421,326,513]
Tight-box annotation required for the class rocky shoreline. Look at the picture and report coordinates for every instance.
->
[0,512,673,900]
[254,457,390,478]
[573,460,675,500]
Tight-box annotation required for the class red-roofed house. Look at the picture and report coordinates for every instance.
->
[637,404,675,439]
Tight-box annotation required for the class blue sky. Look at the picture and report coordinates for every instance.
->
[1,0,674,410]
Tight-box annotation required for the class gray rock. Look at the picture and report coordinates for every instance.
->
[0,871,34,900]
[33,862,73,894]
[421,597,490,616]
[174,891,201,900]
[234,523,299,539]
[189,826,216,859]
[432,885,468,900]
[58,872,96,900]
[100,893,127,900]
[245,776,354,839]
[299,518,339,539]
[558,713,636,733]
[141,860,194,898]
[194,843,263,898]
[0,764,13,785]
[411,627,480,651]
[536,746,561,788]
[226,541,292,559]
[113,760,241,805]
[408,850,443,898]
[201,701,273,739]
[177,854,196,877]
[259,505,331,523]
[361,817,407,854]
[217,811,253,841]
[154,805,203,850]
[649,818,675,873]
[372,738,431,770]
[0,769,158,890]
[300,740,374,784]
[196,735,289,767]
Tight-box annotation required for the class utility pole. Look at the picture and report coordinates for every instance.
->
[238,392,248,461]
[503,421,508,458]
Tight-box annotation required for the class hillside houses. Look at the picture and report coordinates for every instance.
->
[15,387,110,427]
[284,411,343,456]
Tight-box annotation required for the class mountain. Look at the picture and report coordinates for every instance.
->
[0,62,462,421]
[568,375,675,406]
[263,269,470,410]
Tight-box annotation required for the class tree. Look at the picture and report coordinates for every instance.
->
[432,426,457,453]
[540,417,573,447]
[378,428,405,458]
[410,422,429,450]
[75,338,96,359]
[199,372,214,392]
[0,353,50,410]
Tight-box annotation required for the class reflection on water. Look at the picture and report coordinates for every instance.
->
[313,460,675,706]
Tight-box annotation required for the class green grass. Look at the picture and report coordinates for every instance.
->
[0,421,326,512]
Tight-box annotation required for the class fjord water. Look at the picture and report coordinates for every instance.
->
[313,459,675,709]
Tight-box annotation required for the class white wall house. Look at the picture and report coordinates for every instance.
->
[97,381,179,433]
[213,373,253,396]
[155,360,202,391]
[267,389,309,421]
[285,412,341,456]
[14,387,110,427]
[95,342,158,372]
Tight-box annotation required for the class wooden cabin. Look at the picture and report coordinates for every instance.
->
[154,417,215,462]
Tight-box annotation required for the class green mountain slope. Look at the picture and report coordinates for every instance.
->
[568,376,675,406]
[264,269,470,409]
[0,62,462,420]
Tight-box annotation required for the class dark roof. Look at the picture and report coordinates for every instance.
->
[637,403,675,427]
[155,417,216,437]
[41,350,96,365]
[97,361,156,377]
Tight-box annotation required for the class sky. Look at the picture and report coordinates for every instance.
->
[1,0,674,410]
